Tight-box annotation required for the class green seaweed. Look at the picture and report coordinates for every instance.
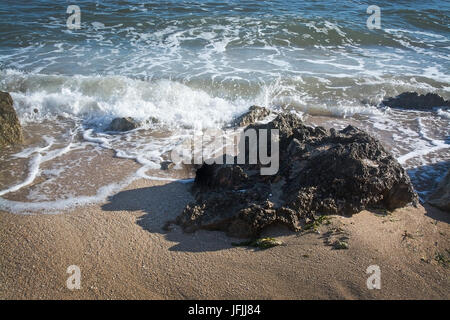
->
[304,215,332,232]
[232,237,282,249]
[435,252,449,268]
[333,240,349,250]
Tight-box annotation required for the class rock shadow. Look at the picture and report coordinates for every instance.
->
[101,181,240,252]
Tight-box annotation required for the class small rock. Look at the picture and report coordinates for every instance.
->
[108,117,140,132]
[160,160,175,170]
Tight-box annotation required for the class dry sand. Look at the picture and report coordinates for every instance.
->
[0,178,449,300]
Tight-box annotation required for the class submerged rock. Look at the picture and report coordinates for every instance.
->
[428,170,450,213]
[108,117,140,132]
[382,92,450,110]
[175,112,418,238]
[0,91,24,147]
[232,105,271,127]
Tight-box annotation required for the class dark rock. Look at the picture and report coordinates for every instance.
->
[428,170,450,212]
[108,117,140,132]
[0,91,24,147]
[382,92,450,110]
[232,105,271,127]
[160,160,175,170]
[175,112,418,238]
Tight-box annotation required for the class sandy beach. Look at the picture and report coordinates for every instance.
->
[0,177,448,300]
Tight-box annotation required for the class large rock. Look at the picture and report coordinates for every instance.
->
[175,112,418,238]
[382,92,450,110]
[428,170,450,212]
[0,91,24,147]
[108,117,140,132]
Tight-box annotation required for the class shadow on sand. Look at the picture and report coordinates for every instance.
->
[101,181,241,252]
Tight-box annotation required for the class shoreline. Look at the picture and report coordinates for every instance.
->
[1,108,448,213]
[0,177,448,300]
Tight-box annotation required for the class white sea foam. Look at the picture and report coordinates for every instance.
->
[397,139,449,166]
[0,177,134,214]
[0,155,194,213]
[3,70,252,130]
[0,154,42,197]
[436,108,450,119]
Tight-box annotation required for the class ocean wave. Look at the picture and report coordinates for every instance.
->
[1,69,253,129]
[1,69,408,129]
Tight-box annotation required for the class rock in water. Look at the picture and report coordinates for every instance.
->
[175,112,418,238]
[428,170,450,213]
[232,105,271,127]
[382,92,450,110]
[108,117,140,132]
[160,160,175,170]
[0,91,24,147]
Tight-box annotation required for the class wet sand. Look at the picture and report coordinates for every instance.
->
[0,178,448,300]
